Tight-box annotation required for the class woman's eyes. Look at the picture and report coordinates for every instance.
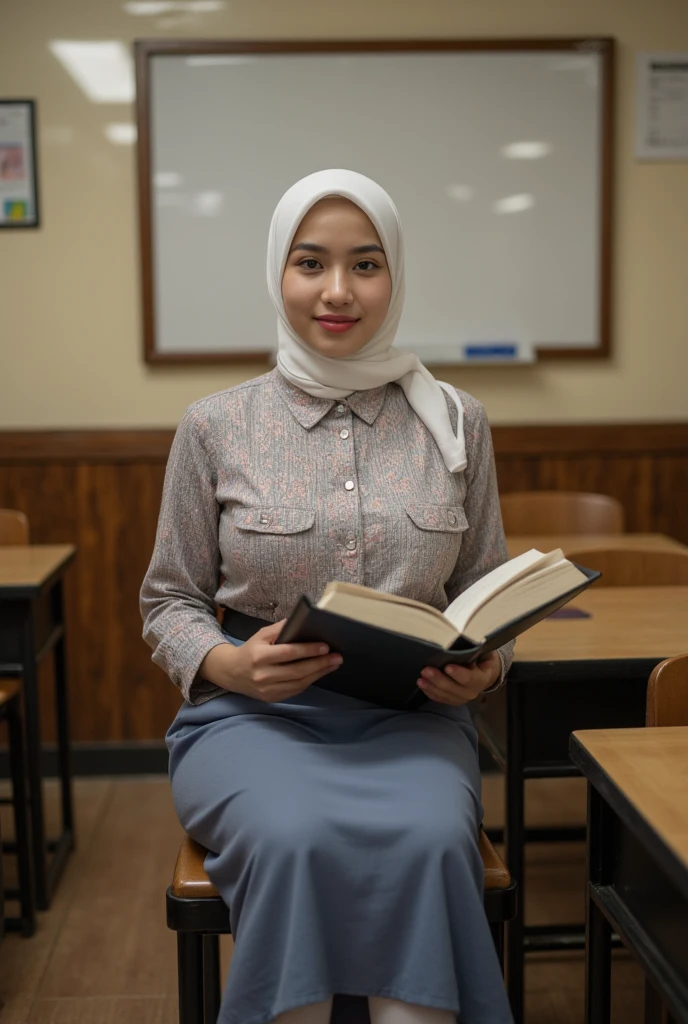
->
[296,258,380,272]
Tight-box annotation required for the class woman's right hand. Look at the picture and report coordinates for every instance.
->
[199,620,343,703]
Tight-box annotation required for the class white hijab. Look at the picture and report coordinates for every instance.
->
[267,169,466,473]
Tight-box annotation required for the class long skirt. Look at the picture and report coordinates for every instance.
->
[166,637,513,1024]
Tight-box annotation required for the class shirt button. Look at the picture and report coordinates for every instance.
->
[344,480,355,491]
[340,429,350,440]
[345,537,357,550]
[335,403,346,416]
[259,514,270,525]
[447,510,457,525]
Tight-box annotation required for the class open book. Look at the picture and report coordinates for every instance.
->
[277,549,599,709]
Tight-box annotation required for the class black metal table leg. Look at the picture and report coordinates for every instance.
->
[586,784,612,1024]
[53,580,75,843]
[505,678,526,1024]
[20,608,49,910]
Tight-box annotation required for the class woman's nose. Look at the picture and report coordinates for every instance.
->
[321,267,353,306]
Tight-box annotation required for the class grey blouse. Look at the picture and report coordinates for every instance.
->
[140,368,514,704]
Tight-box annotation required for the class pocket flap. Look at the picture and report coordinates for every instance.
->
[406,504,468,532]
[233,506,315,535]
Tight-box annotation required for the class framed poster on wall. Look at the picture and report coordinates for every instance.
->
[0,99,40,228]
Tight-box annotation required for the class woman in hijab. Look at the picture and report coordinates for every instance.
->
[141,170,514,1024]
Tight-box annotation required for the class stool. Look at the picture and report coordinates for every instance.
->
[166,829,517,1024]
[0,679,35,937]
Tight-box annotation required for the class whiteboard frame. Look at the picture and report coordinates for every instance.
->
[135,37,615,365]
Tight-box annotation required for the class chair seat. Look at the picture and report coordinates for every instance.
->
[172,829,511,899]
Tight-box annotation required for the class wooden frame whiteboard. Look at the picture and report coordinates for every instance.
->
[135,38,614,364]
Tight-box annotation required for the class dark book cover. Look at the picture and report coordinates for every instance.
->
[276,565,600,710]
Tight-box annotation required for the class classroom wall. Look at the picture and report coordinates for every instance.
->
[1,0,687,429]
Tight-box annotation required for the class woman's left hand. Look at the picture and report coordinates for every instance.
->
[417,651,501,706]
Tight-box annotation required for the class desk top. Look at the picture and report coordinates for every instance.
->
[0,545,76,595]
[571,727,688,879]
[514,586,688,662]
[507,533,687,559]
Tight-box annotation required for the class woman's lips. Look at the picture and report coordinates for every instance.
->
[315,317,359,334]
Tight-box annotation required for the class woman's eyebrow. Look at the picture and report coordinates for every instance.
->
[291,242,327,253]
[290,242,385,255]
[350,244,385,255]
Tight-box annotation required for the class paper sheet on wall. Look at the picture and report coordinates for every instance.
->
[636,52,688,160]
[0,103,38,225]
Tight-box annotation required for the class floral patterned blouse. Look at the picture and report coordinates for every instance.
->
[140,368,513,704]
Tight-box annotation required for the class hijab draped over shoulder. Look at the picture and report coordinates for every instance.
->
[267,169,466,473]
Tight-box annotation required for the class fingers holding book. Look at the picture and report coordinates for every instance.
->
[417,651,501,706]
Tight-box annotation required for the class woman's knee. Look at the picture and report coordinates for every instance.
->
[244,798,333,864]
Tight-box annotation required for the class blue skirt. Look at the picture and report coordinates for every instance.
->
[166,636,513,1024]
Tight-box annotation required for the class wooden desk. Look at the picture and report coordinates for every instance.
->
[507,532,687,559]
[570,728,688,1024]
[0,544,76,908]
[474,586,688,1023]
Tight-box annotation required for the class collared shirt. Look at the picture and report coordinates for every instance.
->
[140,368,513,703]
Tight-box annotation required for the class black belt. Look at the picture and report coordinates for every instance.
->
[221,607,272,641]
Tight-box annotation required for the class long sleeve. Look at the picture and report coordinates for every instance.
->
[445,395,514,686]
[140,405,229,703]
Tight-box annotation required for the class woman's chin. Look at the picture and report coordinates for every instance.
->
[301,330,372,359]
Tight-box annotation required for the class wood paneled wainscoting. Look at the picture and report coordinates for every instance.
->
[0,424,686,767]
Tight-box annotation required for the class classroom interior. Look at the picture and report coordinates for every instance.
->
[1,0,687,1023]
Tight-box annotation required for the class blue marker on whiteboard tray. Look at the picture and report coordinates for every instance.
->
[464,344,518,359]
[462,342,535,363]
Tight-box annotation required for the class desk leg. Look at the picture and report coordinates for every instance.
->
[53,580,74,842]
[505,679,525,1024]
[586,784,612,1024]
[21,610,49,910]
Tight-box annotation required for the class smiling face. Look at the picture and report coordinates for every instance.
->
[281,197,392,358]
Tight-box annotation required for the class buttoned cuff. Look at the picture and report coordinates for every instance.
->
[152,627,230,704]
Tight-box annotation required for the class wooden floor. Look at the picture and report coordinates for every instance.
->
[0,774,645,1024]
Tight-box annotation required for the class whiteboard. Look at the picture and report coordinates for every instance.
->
[137,41,613,363]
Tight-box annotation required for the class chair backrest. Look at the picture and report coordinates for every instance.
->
[499,491,624,535]
[566,547,688,586]
[646,654,688,726]
[0,509,30,545]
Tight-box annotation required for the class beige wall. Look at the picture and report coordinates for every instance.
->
[1,0,687,429]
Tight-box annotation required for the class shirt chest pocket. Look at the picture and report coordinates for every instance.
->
[402,504,468,599]
[230,505,317,605]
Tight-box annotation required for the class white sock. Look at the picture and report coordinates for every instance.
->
[272,997,333,1024]
[368,997,456,1024]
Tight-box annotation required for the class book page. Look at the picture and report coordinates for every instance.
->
[464,560,589,638]
[443,549,564,633]
[319,581,449,622]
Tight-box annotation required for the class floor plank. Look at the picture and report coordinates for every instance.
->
[29,995,178,1023]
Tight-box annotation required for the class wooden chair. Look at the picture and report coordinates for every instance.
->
[0,680,34,937]
[499,491,624,535]
[646,653,688,727]
[567,547,688,586]
[0,509,30,546]
[167,830,517,1024]
[644,653,688,1024]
